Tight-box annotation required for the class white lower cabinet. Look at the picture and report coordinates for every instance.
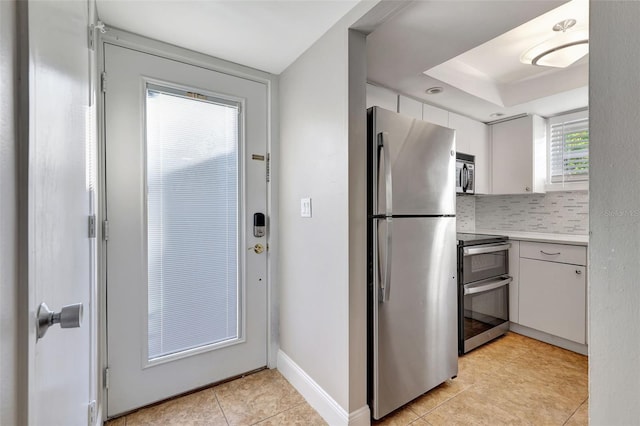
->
[518,243,587,344]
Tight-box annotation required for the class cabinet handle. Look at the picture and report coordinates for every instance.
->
[576,270,582,275]
[525,186,531,192]
[540,250,561,256]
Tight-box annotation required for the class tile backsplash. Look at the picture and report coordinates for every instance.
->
[456,195,476,232]
[475,191,589,235]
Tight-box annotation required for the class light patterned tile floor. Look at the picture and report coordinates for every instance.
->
[106,332,588,425]
[374,332,588,426]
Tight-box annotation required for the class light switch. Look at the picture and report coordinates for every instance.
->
[301,198,312,218]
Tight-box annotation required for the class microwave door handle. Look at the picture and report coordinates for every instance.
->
[462,164,467,192]
[377,132,393,217]
[464,276,512,296]
[463,243,512,256]
[378,218,393,303]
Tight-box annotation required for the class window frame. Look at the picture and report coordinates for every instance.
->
[546,109,589,192]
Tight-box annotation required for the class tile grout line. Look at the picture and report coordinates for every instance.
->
[247,401,307,426]
[561,396,589,426]
[413,384,474,422]
[213,388,231,426]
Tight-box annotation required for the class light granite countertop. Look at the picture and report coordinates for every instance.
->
[474,229,589,246]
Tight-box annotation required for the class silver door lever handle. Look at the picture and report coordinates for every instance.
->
[36,302,83,340]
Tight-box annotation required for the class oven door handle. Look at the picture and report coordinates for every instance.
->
[463,243,511,256]
[464,276,512,296]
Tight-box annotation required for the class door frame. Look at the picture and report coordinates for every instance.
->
[97,27,279,420]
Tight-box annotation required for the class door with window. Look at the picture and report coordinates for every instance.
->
[104,44,268,416]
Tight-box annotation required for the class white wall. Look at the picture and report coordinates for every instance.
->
[589,2,640,424]
[0,0,18,424]
[278,1,375,418]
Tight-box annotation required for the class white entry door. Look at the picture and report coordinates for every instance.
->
[104,44,268,416]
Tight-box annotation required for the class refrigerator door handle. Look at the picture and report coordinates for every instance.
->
[378,132,393,216]
[379,217,393,303]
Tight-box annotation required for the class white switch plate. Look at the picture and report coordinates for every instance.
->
[301,197,312,218]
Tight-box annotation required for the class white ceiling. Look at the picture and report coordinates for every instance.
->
[96,0,360,74]
[366,0,589,122]
[96,0,589,121]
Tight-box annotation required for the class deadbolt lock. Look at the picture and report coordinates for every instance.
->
[249,243,265,254]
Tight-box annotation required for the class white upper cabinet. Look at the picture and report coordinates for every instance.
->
[398,95,422,120]
[366,83,398,112]
[490,115,546,194]
[422,103,449,128]
[449,112,490,194]
[377,90,491,194]
[398,95,449,127]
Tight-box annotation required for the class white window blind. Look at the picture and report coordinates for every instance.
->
[549,111,589,185]
[146,85,240,360]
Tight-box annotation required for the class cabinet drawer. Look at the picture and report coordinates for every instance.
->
[520,241,586,266]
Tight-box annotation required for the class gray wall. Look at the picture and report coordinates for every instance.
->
[347,28,368,412]
[0,0,18,424]
[589,2,640,424]
[278,2,375,414]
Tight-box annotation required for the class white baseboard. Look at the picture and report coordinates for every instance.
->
[348,405,371,426]
[277,350,371,426]
[510,323,588,355]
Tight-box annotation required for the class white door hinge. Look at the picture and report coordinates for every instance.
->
[102,220,109,241]
[88,215,97,239]
[266,153,271,183]
[89,21,106,51]
[103,367,110,390]
[87,400,96,425]
[88,25,94,51]
[101,72,107,93]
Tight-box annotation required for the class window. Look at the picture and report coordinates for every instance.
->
[146,84,241,360]
[548,110,589,189]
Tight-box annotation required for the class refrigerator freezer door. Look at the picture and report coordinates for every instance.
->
[372,107,456,216]
[372,217,458,419]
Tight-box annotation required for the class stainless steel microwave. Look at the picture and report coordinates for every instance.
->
[456,153,475,194]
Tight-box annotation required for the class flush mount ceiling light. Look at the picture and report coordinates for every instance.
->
[425,86,444,95]
[520,19,589,68]
[489,112,505,118]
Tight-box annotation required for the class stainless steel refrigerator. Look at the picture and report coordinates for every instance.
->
[367,106,458,419]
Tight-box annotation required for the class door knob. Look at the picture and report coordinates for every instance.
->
[36,302,83,340]
[248,243,265,254]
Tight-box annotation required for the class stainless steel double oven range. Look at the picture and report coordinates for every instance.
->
[457,233,512,354]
